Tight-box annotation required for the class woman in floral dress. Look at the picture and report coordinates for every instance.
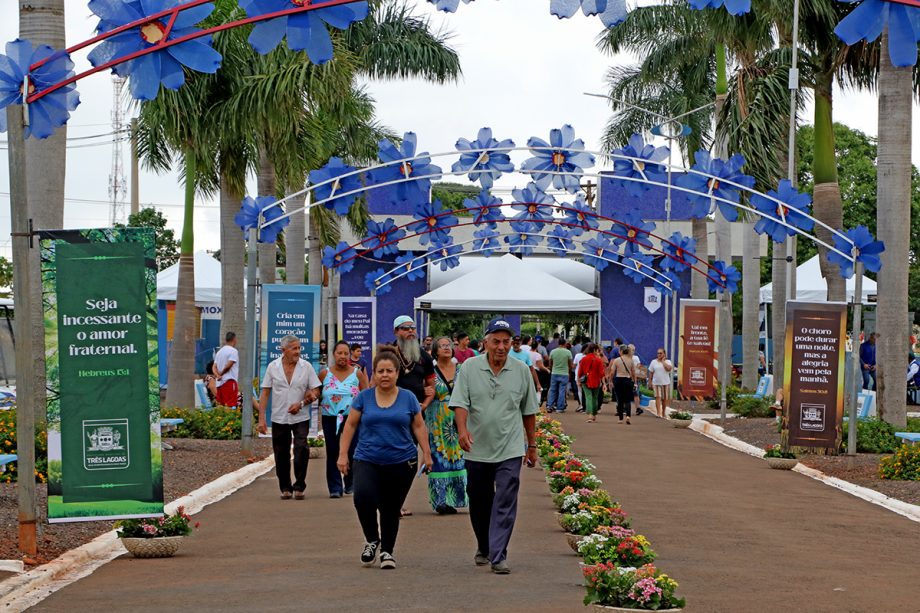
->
[426,336,468,514]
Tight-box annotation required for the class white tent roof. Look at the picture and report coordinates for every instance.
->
[429,255,596,293]
[157,251,223,303]
[759,255,877,305]
[415,254,600,312]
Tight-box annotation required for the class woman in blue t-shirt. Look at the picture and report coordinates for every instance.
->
[338,347,433,570]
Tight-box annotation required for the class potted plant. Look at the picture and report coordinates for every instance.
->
[307,436,325,459]
[560,506,631,551]
[576,528,656,567]
[763,444,798,470]
[115,507,197,558]
[582,563,685,611]
[547,470,601,494]
[669,410,693,429]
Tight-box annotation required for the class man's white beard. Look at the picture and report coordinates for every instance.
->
[398,337,421,364]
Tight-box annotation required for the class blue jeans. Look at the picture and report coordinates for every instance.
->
[862,368,876,391]
[548,374,569,412]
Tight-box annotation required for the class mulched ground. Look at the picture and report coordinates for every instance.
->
[0,438,272,567]
[723,417,920,506]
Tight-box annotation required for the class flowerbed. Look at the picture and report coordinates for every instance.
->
[536,414,685,610]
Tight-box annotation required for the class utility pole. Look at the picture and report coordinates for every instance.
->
[130,117,139,217]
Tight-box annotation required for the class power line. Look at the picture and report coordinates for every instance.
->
[0,192,219,210]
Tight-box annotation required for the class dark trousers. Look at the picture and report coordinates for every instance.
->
[352,458,416,554]
[466,457,522,564]
[614,377,634,420]
[271,421,309,493]
[322,415,357,495]
[537,369,550,405]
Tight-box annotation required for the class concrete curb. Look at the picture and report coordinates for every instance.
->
[689,419,920,524]
[0,455,275,612]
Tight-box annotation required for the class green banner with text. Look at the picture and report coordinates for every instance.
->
[41,228,162,523]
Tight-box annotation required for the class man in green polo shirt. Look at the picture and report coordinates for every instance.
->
[547,341,573,413]
[450,317,539,575]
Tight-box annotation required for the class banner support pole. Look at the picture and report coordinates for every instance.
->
[848,262,864,456]
[241,227,258,456]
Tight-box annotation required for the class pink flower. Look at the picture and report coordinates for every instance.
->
[142,524,158,535]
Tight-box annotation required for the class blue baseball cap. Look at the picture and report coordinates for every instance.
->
[485,317,516,336]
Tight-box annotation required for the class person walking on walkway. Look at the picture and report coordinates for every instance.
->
[454,332,476,364]
[214,331,240,407]
[337,348,433,569]
[258,335,322,499]
[450,317,539,574]
[580,343,606,423]
[426,336,468,515]
[547,339,573,413]
[860,333,877,391]
[609,345,636,425]
[648,348,673,418]
[629,344,645,416]
[319,341,369,498]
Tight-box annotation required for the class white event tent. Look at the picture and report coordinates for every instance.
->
[759,255,877,305]
[156,250,223,304]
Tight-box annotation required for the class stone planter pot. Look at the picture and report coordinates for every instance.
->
[121,536,183,558]
[556,512,568,530]
[670,419,692,429]
[565,532,584,553]
[592,606,683,612]
[308,446,325,459]
[765,457,798,470]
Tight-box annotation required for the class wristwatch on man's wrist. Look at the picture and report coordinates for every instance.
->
[527,444,537,448]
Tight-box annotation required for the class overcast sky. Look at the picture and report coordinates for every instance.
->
[0,0,915,259]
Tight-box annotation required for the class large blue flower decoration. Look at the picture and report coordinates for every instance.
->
[659,270,682,297]
[321,241,358,274]
[661,232,697,273]
[409,199,459,245]
[240,0,369,63]
[472,228,501,257]
[676,150,755,221]
[87,0,221,101]
[688,0,751,15]
[363,217,406,258]
[504,221,543,255]
[0,39,80,139]
[708,260,740,293]
[561,194,599,236]
[611,210,656,253]
[835,0,920,67]
[612,133,670,197]
[827,225,885,279]
[427,0,475,11]
[465,190,504,228]
[365,268,392,295]
[427,236,463,271]
[309,157,363,216]
[546,226,575,257]
[452,127,515,188]
[750,179,814,244]
[394,252,426,282]
[511,182,556,223]
[582,236,618,271]
[622,253,655,285]
[521,125,595,193]
[550,0,628,26]
[368,132,442,207]
[235,195,290,243]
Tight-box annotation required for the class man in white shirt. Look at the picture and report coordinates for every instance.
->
[214,332,240,407]
[258,335,322,500]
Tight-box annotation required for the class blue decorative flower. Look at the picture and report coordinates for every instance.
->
[611,210,656,252]
[827,225,885,279]
[427,236,463,271]
[660,232,697,273]
[708,260,740,293]
[0,39,80,139]
[473,228,501,257]
[427,0,475,12]
[687,0,750,15]
[452,127,515,188]
[561,194,599,236]
[549,0,628,25]
[240,0,369,63]
[395,252,426,282]
[612,133,670,197]
[409,199,459,245]
[309,157,363,216]
[676,150,755,221]
[835,0,920,67]
[465,190,504,228]
[546,226,575,257]
[87,0,221,101]
[521,125,595,193]
[235,195,290,243]
[511,183,556,223]
[368,132,442,207]
[321,241,358,274]
[622,253,655,284]
[659,270,682,296]
[363,217,406,258]
[504,221,543,255]
[365,268,392,295]
[750,179,814,244]
[582,236,618,271]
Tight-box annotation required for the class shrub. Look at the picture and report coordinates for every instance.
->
[0,409,49,484]
[708,385,743,410]
[879,445,920,480]
[160,407,242,440]
[840,418,900,454]
[731,396,774,418]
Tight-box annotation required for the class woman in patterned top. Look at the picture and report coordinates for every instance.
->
[426,336,468,514]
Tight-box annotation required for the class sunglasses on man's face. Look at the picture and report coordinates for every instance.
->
[399,325,416,331]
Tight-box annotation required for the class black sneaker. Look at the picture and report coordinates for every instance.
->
[379,552,396,569]
[474,551,489,566]
[361,541,380,567]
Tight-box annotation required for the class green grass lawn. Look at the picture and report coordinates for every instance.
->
[48,496,163,520]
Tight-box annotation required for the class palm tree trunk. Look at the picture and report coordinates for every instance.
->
[875,31,911,428]
[21,0,66,419]
[284,187,306,284]
[812,75,845,301]
[307,211,323,285]
[219,171,245,358]
[257,148,277,285]
[741,222,759,389]
[691,218,709,299]
[714,46,733,389]
[164,150,198,409]
[771,241,787,389]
